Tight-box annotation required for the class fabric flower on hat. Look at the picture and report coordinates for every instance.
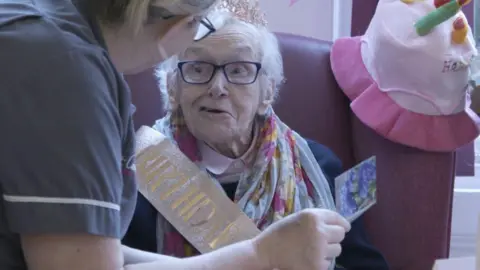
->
[331,0,479,152]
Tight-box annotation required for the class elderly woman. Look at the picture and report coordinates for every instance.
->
[123,12,389,269]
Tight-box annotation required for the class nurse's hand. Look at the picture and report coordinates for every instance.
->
[252,209,350,270]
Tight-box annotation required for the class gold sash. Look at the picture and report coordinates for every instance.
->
[135,126,261,254]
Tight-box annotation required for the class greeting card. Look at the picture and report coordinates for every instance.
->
[335,156,377,222]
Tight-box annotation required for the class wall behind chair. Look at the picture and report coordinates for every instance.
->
[262,0,474,41]
[351,0,474,36]
[260,0,352,41]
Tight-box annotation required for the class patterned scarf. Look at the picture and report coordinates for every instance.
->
[152,108,336,262]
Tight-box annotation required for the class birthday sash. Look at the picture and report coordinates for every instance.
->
[135,126,261,253]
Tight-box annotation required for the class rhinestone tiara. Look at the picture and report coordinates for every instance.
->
[216,0,268,26]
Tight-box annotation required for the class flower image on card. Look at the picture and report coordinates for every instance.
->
[335,156,377,222]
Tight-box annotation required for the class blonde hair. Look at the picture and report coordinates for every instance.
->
[125,0,151,30]
[90,0,218,31]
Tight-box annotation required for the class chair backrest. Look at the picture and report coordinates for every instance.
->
[126,32,457,270]
[272,33,355,167]
[127,68,165,129]
[273,32,455,270]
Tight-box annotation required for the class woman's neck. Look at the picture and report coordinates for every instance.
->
[205,124,256,159]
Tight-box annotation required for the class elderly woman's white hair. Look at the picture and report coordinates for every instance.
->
[155,10,284,111]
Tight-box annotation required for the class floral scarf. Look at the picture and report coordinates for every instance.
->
[152,108,336,262]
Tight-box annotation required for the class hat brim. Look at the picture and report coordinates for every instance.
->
[330,36,480,152]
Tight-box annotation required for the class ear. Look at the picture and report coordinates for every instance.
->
[257,78,275,115]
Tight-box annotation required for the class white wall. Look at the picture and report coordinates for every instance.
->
[450,186,480,257]
[451,136,480,257]
[259,0,352,41]
[475,0,479,42]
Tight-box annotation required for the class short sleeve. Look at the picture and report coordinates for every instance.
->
[0,30,126,238]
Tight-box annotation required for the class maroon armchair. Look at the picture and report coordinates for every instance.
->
[126,32,456,270]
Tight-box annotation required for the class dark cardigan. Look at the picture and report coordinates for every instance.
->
[122,139,390,270]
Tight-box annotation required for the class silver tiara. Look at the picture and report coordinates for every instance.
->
[216,0,268,26]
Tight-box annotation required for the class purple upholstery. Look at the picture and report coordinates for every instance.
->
[126,32,456,270]
[127,68,163,129]
[456,143,475,176]
[351,0,378,36]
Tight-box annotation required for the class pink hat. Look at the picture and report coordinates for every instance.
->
[331,0,479,152]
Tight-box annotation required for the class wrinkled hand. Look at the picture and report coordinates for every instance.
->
[252,209,350,270]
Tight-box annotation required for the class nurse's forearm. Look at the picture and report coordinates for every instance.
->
[122,245,179,265]
[123,240,268,270]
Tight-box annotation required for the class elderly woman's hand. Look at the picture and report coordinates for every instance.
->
[252,209,351,270]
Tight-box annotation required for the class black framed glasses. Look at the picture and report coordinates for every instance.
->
[194,18,216,41]
[178,61,262,85]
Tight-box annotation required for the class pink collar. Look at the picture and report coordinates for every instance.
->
[198,124,259,175]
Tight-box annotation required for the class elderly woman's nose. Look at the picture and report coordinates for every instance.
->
[208,72,228,98]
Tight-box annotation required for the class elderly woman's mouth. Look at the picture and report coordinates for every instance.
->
[199,106,229,114]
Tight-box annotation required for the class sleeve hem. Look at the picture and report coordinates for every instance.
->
[3,196,122,238]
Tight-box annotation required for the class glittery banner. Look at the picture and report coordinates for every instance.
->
[135,126,261,253]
